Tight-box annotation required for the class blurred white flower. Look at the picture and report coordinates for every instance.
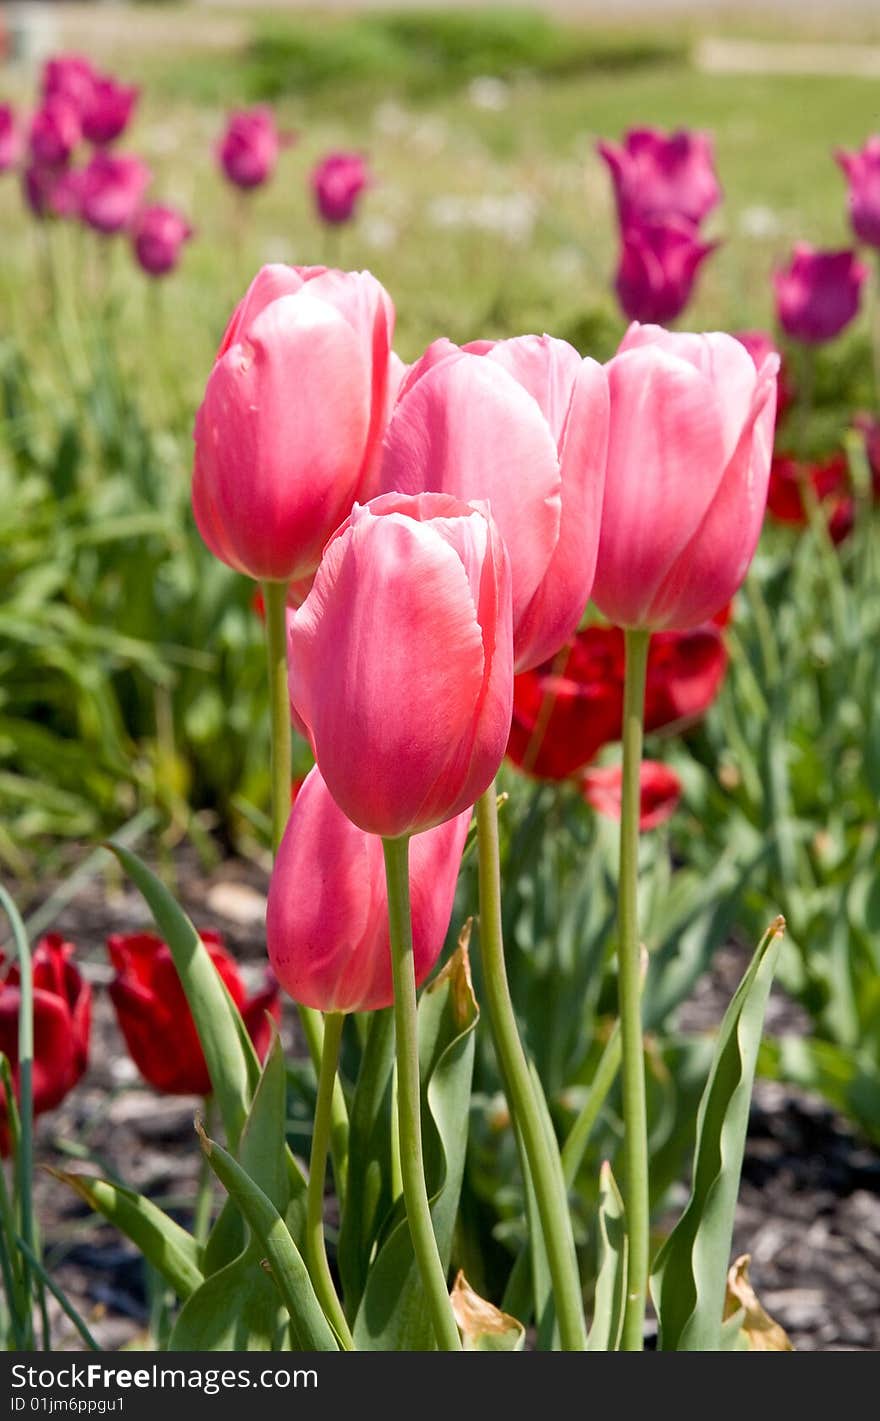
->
[739,205,782,238]
[468,76,510,111]
[427,191,537,244]
[362,215,399,250]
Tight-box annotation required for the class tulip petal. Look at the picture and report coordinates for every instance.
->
[469,334,584,447]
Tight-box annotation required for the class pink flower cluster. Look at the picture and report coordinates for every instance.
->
[597,127,721,324]
[1,53,192,279]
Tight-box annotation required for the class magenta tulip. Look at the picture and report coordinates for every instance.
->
[267,766,470,1013]
[597,127,721,227]
[380,335,608,672]
[0,105,23,173]
[592,324,778,631]
[836,138,880,248]
[613,215,717,325]
[82,75,139,146]
[218,107,292,191]
[23,163,84,221]
[132,204,193,276]
[79,152,151,234]
[192,264,396,583]
[29,97,81,168]
[42,54,95,114]
[287,492,513,838]
[312,151,369,225]
[774,243,867,345]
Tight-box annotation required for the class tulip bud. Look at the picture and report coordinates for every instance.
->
[288,491,514,838]
[267,766,469,1013]
[218,107,293,190]
[0,934,92,1153]
[774,243,867,344]
[132,203,193,277]
[613,215,717,325]
[29,97,81,167]
[42,54,96,114]
[79,152,151,234]
[82,74,139,146]
[311,151,369,225]
[380,334,608,671]
[593,324,778,631]
[192,264,396,583]
[836,138,880,248]
[597,127,722,226]
[107,930,278,1096]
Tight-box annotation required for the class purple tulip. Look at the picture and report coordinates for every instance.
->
[774,243,867,344]
[597,127,722,226]
[29,97,81,168]
[42,54,96,115]
[836,137,880,248]
[217,107,293,191]
[82,75,139,146]
[79,152,151,234]
[131,203,193,276]
[311,151,369,225]
[613,215,717,324]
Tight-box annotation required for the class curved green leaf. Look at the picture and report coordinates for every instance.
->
[337,1007,395,1316]
[353,941,479,1350]
[586,1162,626,1351]
[49,1171,203,1300]
[107,843,258,1149]
[651,919,784,1351]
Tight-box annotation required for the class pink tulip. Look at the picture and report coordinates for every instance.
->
[79,152,151,234]
[193,264,396,583]
[581,761,682,831]
[42,54,95,115]
[380,335,609,672]
[836,137,880,248]
[774,243,867,344]
[267,766,470,1013]
[597,127,721,226]
[613,215,717,325]
[593,323,778,631]
[312,151,369,225]
[29,97,81,167]
[0,105,23,173]
[23,163,84,221]
[132,204,193,276]
[218,107,293,191]
[82,75,139,146]
[287,492,514,838]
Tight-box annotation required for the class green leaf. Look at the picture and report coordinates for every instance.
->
[586,1162,627,1351]
[49,1171,203,1301]
[189,1125,338,1352]
[353,939,479,1350]
[651,918,784,1351]
[337,1007,395,1317]
[107,843,258,1149]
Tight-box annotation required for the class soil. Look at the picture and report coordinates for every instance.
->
[19,848,880,1353]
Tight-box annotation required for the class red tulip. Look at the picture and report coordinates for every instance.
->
[613,215,717,325]
[774,244,867,345]
[132,203,193,276]
[593,324,777,631]
[42,54,96,114]
[597,127,721,226]
[79,152,151,234]
[312,151,370,225]
[380,334,609,671]
[0,104,23,173]
[107,931,278,1096]
[766,451,854,544]
[218,107,293,191]
[82,74,139,146]
[581,761,682,830]
[193,264,396,584]
[23,162,84,221]
[287,492,513,838]
[29,97,81,167]
[734,330,793,425]
[836,137,880,248]
[267,766,469,1013]
[507,621,727,780]
[0,935,92,1153]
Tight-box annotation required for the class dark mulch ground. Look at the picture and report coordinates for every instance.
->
[20,849,880,1352]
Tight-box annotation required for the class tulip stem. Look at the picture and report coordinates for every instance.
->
[618,627,651,1351]
[261,580,350,1203]
[306,1011,354,1350]
[382,835,462,1352]
[474,786,587,1351]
